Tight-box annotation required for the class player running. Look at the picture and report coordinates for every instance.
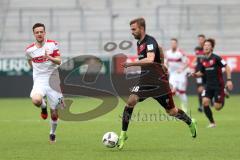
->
[117,18,197,150]
[165,38,189,113]
[190,38,233,128]
[194,34,206,112]
[25,23,64,143]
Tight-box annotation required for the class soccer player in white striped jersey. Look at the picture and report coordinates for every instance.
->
[25,23,64,143]
[165,38,189,113]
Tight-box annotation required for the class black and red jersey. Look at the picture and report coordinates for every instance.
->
[199,53,226,88]
[137,34,162,64]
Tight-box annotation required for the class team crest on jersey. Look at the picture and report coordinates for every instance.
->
[210,60,214,65]
[202,59,216,67]
[138,43,146,54]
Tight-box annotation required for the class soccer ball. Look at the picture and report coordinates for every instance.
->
[102,132,119,148]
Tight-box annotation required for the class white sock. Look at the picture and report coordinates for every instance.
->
[179,93,188,113]
[50,119,58,135]
[41,98,47,109]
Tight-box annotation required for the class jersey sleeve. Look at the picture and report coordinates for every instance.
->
[25,49,31,60]
[146,38,158,54]
[216,55,226,68]
[52,42,60,57]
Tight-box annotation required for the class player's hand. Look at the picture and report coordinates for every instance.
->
[188,72,197,77]
[44,49,53,60]
[122,62,131,68]
[226,80,233,91]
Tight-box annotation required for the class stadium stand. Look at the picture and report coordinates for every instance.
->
[0,0,240,56]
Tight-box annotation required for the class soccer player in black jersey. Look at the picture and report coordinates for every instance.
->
[195,34,206,112]
[191,38,233,128]
[117,18,197,150]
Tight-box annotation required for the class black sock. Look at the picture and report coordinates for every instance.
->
[198,93,203,108]
[174,109,192,125]
[203,106,214,123]
[122,106,134,131]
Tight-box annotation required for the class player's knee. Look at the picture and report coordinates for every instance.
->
[127,99,137,107]
[197,86,204,93]
[51,113,58,121]
[127,95,138,107]
[202,98,210,107]
[32,97,42,107]
[166,107,178,116]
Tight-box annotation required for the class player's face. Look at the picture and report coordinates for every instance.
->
[171,40,178,50]
[33,27,46,43]
[198,37,205,47]
[130,23,142,40]
[203,41,213,54]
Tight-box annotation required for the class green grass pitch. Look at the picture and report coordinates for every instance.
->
[0,96,240,160]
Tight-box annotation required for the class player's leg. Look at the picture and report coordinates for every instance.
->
[195,63,204,112]
[178,91,188,113]
[30,86,48,119]
[155,94,197,138]
[177,75,188,113]
[202,89,215,128]
[197,84,204,112]
[47,87,64,143]
[117,94,139,149]
[214,88,225,111]
[169,73,177,95]
[49,108,58,143]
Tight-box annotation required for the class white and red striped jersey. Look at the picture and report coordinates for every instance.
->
[25,39,60,83]
[165,48,188,73]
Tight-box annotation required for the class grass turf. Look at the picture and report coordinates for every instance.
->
[0,96,239,160]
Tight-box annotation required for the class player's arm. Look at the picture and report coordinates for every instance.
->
[28,59,33,68]
[124,52,155,67]
[177,50,189,73]
[225,64,233,90]
[25,50,32,68]
[45,53,62,65]
[190,71,204,77]
[124,41,157,67]
[217,56,233,90]
[45,49,62,65]
[190,62,204,77]
[159,45,165,64]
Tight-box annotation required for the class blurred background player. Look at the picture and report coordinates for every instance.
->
[194,34,206,112]
[191,38,233,128]
[117,18,197,150]
[25,23,64,143]
[165,38,189,113]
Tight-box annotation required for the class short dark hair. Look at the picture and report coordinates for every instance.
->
[195,46,202,51]
[198,34,206,38]
[204,38,215,48]
[171,38,178,43]
[32,23,45,32]
[130,17,146,31]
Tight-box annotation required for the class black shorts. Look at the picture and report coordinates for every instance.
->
[130,86,175,110]
[129,64,174,110]
[202,87,225,104]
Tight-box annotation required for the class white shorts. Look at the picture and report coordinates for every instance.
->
[30,82,63,109]
[169,71,188,93]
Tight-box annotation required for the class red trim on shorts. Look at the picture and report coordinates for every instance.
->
[167,58,182,62]
[176,89,186,94]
